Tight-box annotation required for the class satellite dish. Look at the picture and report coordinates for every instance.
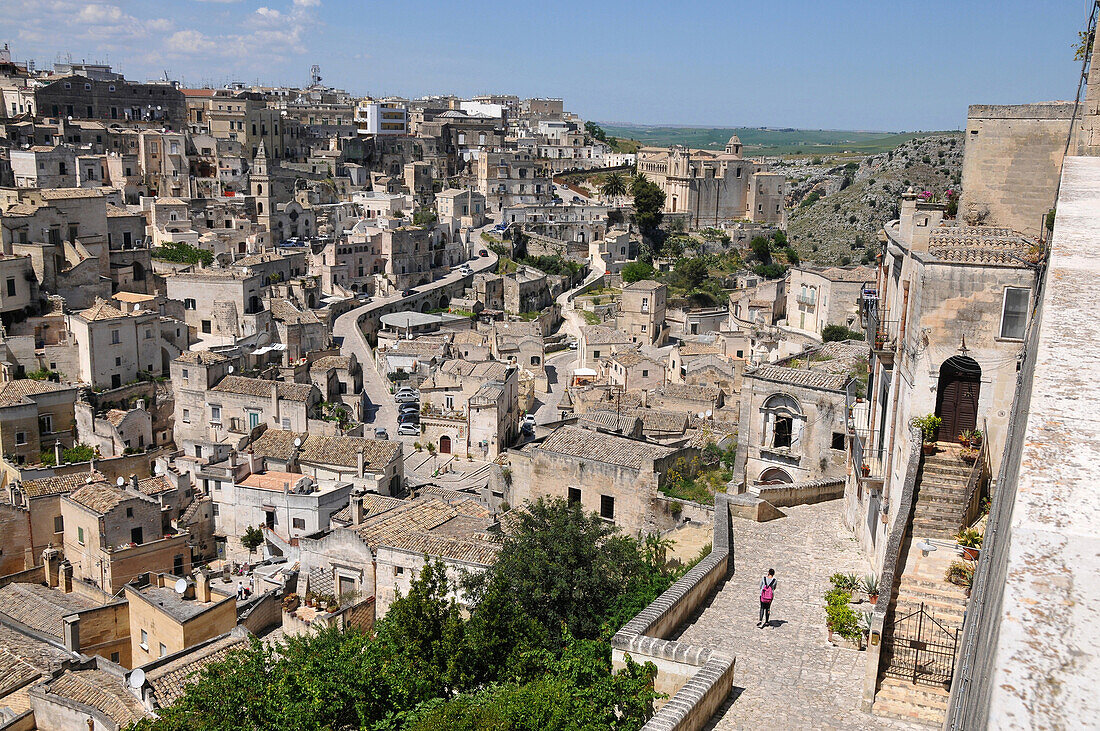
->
[116,477,125,487]
[174,578,188,594]
[227,365,235,374]
[705,410,713,418]
[129,668,146,689]
[293,437,302,447]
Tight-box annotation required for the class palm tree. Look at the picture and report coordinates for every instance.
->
[600,172,628,201]
[629,171,649,196]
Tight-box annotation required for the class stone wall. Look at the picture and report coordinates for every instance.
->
[611,493,735,730]
[751,477,844,507]
[959,103,1074,238]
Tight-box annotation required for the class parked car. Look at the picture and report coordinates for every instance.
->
[374,427,389,440]
[521,414,536,432]
[478,249,489,257]
[394,387,419,400]
[397,423,420,437]
[458,265,472,276]
[399,403,420,414]
[401,289,415,297]
[398,413,420,425]
[395,392,419,404]
[568,340,578,350]
[572,195,583,203]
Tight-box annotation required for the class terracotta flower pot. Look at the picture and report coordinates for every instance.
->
[961,546,980,561]
[922,442,937,455]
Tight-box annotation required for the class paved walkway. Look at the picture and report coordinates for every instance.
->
[675,501,926,730]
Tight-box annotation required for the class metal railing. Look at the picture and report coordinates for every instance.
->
[960,419,990,530]
[852,428,886,480]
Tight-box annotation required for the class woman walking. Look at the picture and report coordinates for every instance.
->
[758,569,777,628]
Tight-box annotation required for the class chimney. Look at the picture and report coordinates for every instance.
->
[357,448,365,479]
[59,559,73,593]
[53,440,62,466]
[642,389,649,408]
[63,615,80,654]
[229,451,237,468]
[42,545,60,587]
[129,474,139,492]
[195,570,211,602]
[247,451,256,475]
[136,398,146,411]
[352,493,365,527]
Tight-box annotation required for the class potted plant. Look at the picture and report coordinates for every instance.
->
[914,414,942,455]
[946,560,975,590]
[861,574,880,605]
[970,429,983,449]
[960,447,979,464]
[281,593,299,612]
[955,527,983,560]
[861,463,871,477]
[958,429,974,448]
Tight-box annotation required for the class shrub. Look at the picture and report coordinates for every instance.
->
[621,261,655,284]
[822,325,864,342]
[824,588,861,641]
[946,560,974,587]
[152,241,214,267]
[913,414,942,443]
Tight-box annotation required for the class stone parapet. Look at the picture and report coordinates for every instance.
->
[611,493,735,730]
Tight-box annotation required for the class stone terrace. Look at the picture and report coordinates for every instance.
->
[674,501,928,730]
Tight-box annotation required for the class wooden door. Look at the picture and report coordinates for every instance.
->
[936,358,980,442]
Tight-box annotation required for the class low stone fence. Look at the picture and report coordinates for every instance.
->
[239,589,282,635]
[611,493,736,730]
[750,477,844,507]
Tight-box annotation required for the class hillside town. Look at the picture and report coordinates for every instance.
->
[0,6,1095,729]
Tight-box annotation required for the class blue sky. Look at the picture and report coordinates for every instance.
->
[0,0,1090,130]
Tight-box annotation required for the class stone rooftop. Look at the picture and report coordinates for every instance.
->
[128,581,231,624]
[210,375,316,402]
[143,629,251,709]
[748,340,866,392]
[534,425,676,470]
[582,324,631,345]
[175,350,230,365]
[355,496,500,565]
[20,471,106,499]
[0,584,102,638]
[247,429,401,471]
[67,482,150,515]
[39,668,151,727]
[0,379,76,408]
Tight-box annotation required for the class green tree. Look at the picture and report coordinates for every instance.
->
[240,525,264,564]
[700,227,730,244]
[468,498,646,645]
[750,236,772,264]
[755,263,786,279]
[674,258,709,289]
[621,261,656,284]
[584,120,607,143]
[822,325,865,342]
[631,174,665,237]
[376,559,468,698]
[599,172,628,200]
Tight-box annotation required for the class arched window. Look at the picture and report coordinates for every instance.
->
[761,393,803,450]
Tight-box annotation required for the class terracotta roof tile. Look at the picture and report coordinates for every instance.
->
[21,471,106,498]
[0,584,100,638]
[537,425,676,469]
[0,379,75,408]
[210,376,317,402]
[67,483,145,514]
[143,631,250,708]
[43,669,151,727]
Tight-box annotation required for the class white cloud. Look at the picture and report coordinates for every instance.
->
[293,0,321,7]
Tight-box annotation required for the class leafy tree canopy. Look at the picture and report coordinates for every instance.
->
[621,261,656,284]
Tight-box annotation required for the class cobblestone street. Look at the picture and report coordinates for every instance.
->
[675,501,930,730]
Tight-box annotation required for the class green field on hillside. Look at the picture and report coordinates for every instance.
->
[599,125,958,156]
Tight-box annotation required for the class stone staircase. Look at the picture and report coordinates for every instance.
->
[911,443,973,539]
[873,444,973,727]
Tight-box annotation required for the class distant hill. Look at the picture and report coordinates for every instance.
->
[598,125,959,156]
[784,132,965,265]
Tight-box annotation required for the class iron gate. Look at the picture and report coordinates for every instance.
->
[883,603,959,687]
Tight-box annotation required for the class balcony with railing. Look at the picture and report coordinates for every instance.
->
[865,305,900,367]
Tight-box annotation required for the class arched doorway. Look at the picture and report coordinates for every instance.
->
[439,435,451,454]
[758,467,793,485]
[936,356,981,442]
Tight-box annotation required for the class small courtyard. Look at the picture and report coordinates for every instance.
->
[672,500,931,730]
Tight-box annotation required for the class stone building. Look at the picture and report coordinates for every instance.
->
[300,491,500,618]
[123,571,236,668]
[508,425,693,535]
[607,349,666,391]
[959,102,1075,238]
[61,479,192,594]
[578,324,632,370]
[245,429,404,496]
[734,341,862,487]
[618,279,667,346]
[3,471,105,564]
[477,149,552,211]
[0,379,79,465]
[67,298,184,389]
[844,191,1040,570]
[419,364,520,459]
[436,188,486,228]
[635,136,786,227]
[164,267,269,347]
[35,75,186,128]
[785,265,876,337]
[502,266,553,315]
[75,403,153,458]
